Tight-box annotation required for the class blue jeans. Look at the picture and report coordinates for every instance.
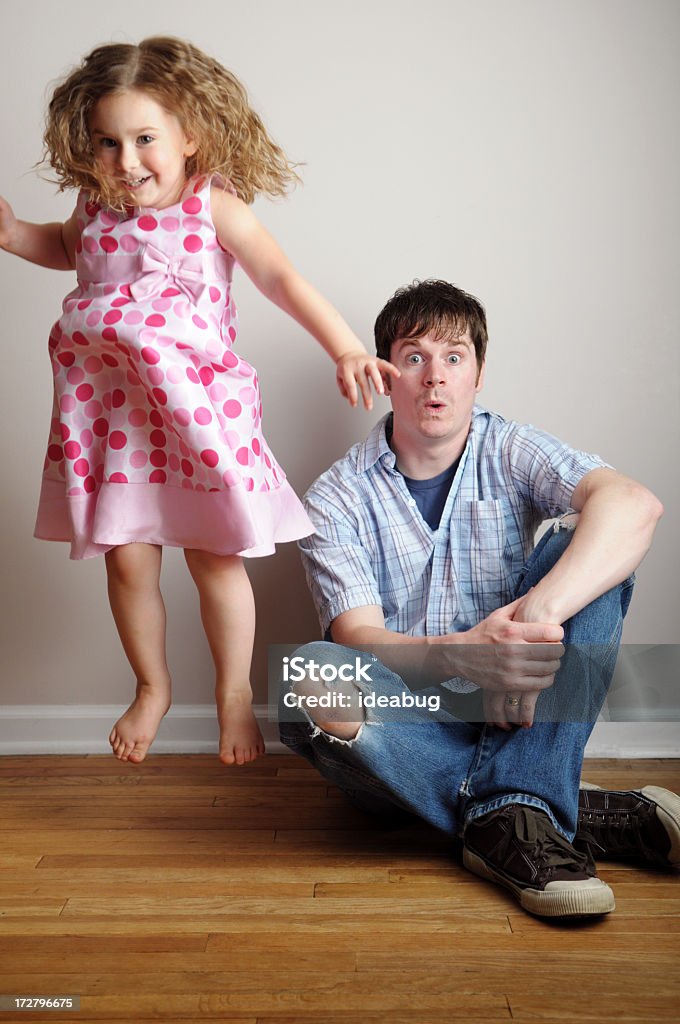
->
[279,525,634,840]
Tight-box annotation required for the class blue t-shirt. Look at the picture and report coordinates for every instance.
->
[402,461,460,530]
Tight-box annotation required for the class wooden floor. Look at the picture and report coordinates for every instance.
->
[0,754,678,1023]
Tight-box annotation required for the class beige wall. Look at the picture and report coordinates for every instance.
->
[1,0,678,711]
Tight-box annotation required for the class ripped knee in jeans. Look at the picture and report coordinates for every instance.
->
[554,511,580,532]
[287,675,366,744]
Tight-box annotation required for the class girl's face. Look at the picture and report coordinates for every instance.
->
[89,90,197,210]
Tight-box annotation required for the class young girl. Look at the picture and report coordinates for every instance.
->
[0,36,398,767]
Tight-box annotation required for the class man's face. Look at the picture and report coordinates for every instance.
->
[387,330,485,448]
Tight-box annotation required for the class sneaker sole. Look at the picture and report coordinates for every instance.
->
[463,847,616,918]
[581,782,680,868]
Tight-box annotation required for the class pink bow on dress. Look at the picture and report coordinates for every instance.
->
[129,244,206,303]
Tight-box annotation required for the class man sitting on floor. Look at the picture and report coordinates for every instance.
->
[280,279,678,919]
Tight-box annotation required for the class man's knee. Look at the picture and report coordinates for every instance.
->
[279,641,365,741]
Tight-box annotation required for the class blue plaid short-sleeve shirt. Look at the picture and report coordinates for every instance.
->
[299,406,607,637]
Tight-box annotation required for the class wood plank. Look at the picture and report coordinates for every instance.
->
[0,914,511,936]
[0,1019,256,1024]
[0,755,278,776]
[257,1019,511,1024]
[0,807,370,829]
[359,948,680,969]
[579,774,680,790]
[0,880,314,899]
[0,932,524,955]
[5,969,675,999]
[0,855,42,868]
[314,880,680,900]
[35,854,397,880]
[272,828,448,851]
[0,786,331,807]
[508,913,680,934]
[273,768,334,781]
[4,829,277,853]
[389,864,680,885]
[508,993,680,1020]
[600,898,680,914]
[0,974,510,1014]
[0,773,327,790]
[20,930,656,975]
[0,897,66,917]
[0,934,209,952]
[211,929,680,955]
[0,950,358,973]
[254,1019,662,1024]
[4,971,675,1016]
[37,852,445,870]
[59,895,511,918]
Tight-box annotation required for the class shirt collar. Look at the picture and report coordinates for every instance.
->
[355,406,487,475]
[356,414,395,473]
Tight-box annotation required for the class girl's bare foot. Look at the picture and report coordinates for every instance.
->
[109,684,171,763]
[217,691,265,766]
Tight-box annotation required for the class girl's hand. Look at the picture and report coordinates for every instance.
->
[0,196,19,251]
[336,352,401,411]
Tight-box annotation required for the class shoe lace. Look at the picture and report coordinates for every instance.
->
[512,806,593,873]
[575,804,658,861]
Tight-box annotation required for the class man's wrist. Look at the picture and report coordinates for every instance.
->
[513,588,565,626]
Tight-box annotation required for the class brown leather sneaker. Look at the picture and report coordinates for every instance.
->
[463,804,615,918]
[576,784,680,868]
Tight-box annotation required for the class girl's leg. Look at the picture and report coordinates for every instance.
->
[105,543,172,763]
[184,550,265,766]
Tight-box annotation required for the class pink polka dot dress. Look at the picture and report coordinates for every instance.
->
[34,176,314,559]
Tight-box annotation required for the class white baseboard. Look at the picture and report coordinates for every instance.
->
[0,705,678,757]
[0,704,282,755]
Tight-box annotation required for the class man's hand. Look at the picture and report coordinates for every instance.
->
[431,597,564,729]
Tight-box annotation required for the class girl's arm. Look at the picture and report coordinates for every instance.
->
[0,197,79,270]
[211,188,399,409]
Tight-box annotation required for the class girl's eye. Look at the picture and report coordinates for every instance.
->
[99,138,117,149]
[138,135,154,145]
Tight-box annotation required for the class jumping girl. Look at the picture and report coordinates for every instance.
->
[0,36,398,766]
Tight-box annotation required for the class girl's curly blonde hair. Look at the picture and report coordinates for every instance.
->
[43,36,300,209]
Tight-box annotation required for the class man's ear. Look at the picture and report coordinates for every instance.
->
[475,360,486,391]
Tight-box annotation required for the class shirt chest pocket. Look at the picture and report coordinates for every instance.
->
[457,498,526,611]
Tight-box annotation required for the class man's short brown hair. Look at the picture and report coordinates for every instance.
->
[374,279,488,374]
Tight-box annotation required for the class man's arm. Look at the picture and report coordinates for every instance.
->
[331,603,564,698]
[512,468,663,626]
